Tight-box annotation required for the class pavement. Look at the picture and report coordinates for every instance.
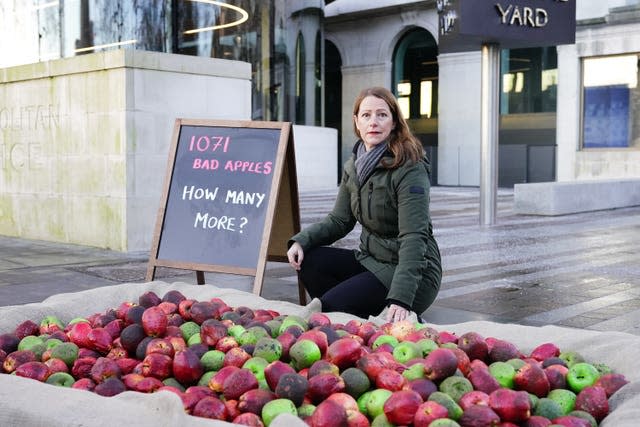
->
[1,186,639,336]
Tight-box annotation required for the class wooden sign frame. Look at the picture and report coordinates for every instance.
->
[145,119,305,304]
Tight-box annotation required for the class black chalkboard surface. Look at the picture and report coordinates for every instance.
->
[146,119,303,302]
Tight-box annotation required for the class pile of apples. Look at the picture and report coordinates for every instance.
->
[0,289,630,427]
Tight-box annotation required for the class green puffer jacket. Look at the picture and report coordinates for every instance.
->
[291,143,442,314]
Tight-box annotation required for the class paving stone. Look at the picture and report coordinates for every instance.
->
[1,187,639,336]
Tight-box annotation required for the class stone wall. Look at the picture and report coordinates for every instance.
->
[0,50,252,252]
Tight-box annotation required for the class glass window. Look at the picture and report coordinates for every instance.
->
[1,1,304,124]
[582,54,640,149]
[500,47,557,114]
[392,29,438,119]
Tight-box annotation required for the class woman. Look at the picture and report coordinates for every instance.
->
[287,86,441,323]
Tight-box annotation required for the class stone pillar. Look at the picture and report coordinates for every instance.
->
[0,50,251,251]
[437,51,482,186]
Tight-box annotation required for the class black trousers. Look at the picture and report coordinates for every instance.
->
[298,246,388,319]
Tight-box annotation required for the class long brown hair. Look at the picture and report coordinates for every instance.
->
[352,86,424,168]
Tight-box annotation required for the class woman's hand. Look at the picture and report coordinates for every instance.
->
[287,242,304,271]
[385,303,411,322]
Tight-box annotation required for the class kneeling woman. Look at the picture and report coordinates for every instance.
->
[287,86,441,323]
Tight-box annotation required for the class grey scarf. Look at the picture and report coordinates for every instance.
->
[355,140,388,184]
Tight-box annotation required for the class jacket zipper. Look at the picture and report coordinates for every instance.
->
[367,181,373,220]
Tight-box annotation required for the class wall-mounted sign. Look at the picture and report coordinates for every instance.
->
[438,0,576,53]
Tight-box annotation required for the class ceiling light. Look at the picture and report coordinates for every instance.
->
[184,0,249,34]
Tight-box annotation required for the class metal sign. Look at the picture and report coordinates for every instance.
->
[438,0,576,53]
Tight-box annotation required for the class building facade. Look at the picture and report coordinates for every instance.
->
[3,0,639,188]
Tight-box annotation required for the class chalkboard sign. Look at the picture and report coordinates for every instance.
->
[146,119,304,302]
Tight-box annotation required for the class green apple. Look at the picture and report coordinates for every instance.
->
[533,397,564,420]
[197,371,215,387]
[371,413,394,427]
[569,410,598,427]
[44,338,63,350]
[566,362,600,393]
[49,342,79,367]
[489,361,516,389]
[265,320,282,338]
[278,315,309,335]
[243,356,269,383]
[558,350,585,368]
[428,391,464,420]
[547,388,577,415]
[238,326,270,346]
[187,332,202,346]
[39,315,65,333]
[371,334,398,350]
[297,403,316,418]
[227,324,246,339]
[392,341,422,363]
[364,388,393,418]
[18,335,46,359]
[416,338,439,356]
[402,363,426,381]
[67,317,89,326]
[289,339,321,370]
[46,372,76,387]
[179,321,201,341]
[18,335,44,351]
[357,390,373,416]
[253,337,283,363]
[438,376,473,403]
[200,350,225,372]
[428,419,462,427]
[163,377,186,391]
[261,398,298,426]
[506,358,526,371]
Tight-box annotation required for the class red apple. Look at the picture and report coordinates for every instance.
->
[488,338,522,363]
[327,337,364,370]
[209,365,241,393]
[307,372,346,404]
[90,357,121,383]
[529,342,560,362]
[200,319,228,347]
[222,368,259,400]
[71,356,97,379]
[514,361,550,397]
[3,350,37,373]
[172,348,204,386]
[383,389,422,425]
[459,405,501,426]
[15,361,51,382]
[141,306,168,337]
[550,415,592,427]
[223,346,252,368]
[192,396,228,421]
[310,399,348,427]
[423,348,458,382]
[141,353,173,380]
[413,400,449,427]
[457,331,489,362]
[489,388,531,423]
[594,373,629,397]
[264,360,296,390]
[67,322,93,349]
[458,390,490,410]
[178,299,196,320]
[375,368,407,392]
[87,327,113,354]
[237,388,276,415]
[574,385,609,422]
